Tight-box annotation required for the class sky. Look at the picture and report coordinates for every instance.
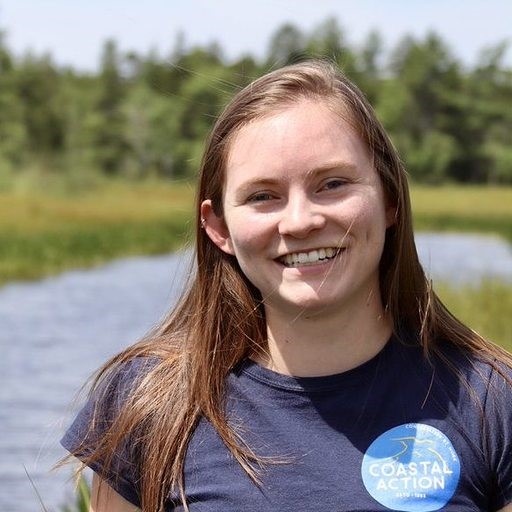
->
[0,0,511,71]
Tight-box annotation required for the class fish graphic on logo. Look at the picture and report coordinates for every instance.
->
[361,424,460,512]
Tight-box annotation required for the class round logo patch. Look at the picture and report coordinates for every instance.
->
[361,423,460,511]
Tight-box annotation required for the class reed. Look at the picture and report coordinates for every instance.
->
[411,185,512,242]
[435,280,512,351]
[0,180,194,285]
[60,477,90,512]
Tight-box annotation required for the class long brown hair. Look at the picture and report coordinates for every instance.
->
[70,60,512,511]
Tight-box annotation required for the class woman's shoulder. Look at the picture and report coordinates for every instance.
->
[392,334,512,405]
[62,357,157,439]
[90,355,160,406]
[429,337,512,403]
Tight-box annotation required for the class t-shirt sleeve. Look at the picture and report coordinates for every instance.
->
[61,358,153,508]
[484,364,512,511]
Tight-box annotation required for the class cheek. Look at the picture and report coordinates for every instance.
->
[342,195,374,223]
[345,195,388,240]
[226,212,275,251]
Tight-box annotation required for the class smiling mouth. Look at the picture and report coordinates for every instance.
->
[278,247,344,268]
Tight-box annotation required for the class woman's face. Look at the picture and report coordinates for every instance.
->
[202,99,395,318]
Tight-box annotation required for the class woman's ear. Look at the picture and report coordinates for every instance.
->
[200,200,235,255]
[385,204,397,228]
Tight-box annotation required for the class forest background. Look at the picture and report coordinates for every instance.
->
[1,16,511,185]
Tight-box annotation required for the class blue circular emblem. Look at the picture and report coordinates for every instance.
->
[361,423,460,511]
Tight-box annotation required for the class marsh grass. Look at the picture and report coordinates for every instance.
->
[0,180,194,285]
[411,185,512,242]
[435,281,512,351]
[0,182,511,285]
[60,477,90,512]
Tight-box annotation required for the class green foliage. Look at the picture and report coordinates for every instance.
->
[61,476,90,512]
[0,18,511,183]
[0,181,194,285]
[0,40,27,165]
[410,185,512,242]
[15,54,65,157]
[404,130,459,183]
[123,83,181,177]
[437,281,512,350]
[267,23,306,65]
[91,40,128,174]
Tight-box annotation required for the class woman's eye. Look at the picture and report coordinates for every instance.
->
[247,192,274,203]
[321,179,346,191]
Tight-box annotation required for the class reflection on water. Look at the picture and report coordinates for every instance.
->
[416,233,512,284]
[0,233,511,511]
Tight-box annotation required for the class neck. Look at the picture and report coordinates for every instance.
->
[256,292,392,377]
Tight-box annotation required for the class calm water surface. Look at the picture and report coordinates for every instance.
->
[0,233,511,512]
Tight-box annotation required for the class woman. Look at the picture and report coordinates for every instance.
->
[61,60,512,512]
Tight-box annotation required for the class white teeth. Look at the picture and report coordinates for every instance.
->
[325,248,336,258]
[281,247,341,267]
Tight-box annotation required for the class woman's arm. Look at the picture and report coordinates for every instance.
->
[90,473,140,512]
[498,505,512,512]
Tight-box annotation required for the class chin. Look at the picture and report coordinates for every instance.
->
[271,293,344,317]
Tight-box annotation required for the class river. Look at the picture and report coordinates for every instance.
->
[0,233,511,511]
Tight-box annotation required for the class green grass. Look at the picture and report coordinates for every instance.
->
[0,180,195,285]
[410,185,512,351]
[411,184,512,242]
[61,476,90,512]
[436,281,512,351]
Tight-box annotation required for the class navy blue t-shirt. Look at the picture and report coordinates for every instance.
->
[61,338,512,511]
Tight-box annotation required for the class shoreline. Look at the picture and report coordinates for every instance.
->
[1,183,511,286]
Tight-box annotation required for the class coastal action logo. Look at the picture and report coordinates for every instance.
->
[361,423,460,511]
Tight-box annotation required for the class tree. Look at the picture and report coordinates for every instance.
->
[469,42,512,182]
[0,32,27,167]
[386,32,463,181]
[267,23,306,65]
[360,30,383,79]
[90,39,128,174]
[306,17,357,76]
[123,83,181,177]
[173,65,232,176]
[15,53,65,158]
[357,30,384,101]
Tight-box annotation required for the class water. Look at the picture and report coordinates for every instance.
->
[0,252,191,511]
[0,233,511,512]
[416,232,512,284]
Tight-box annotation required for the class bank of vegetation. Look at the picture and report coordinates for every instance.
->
[437,281,512,351]
[0,182,510,286]
[0,180,193,285]
[411,185,512,242]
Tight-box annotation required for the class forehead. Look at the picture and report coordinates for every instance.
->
[225,100,372,186]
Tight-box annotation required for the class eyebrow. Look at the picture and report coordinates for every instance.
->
[234,161,358,194]
[304,161,358,178]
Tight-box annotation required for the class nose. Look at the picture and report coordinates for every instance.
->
[278,193,326,238]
